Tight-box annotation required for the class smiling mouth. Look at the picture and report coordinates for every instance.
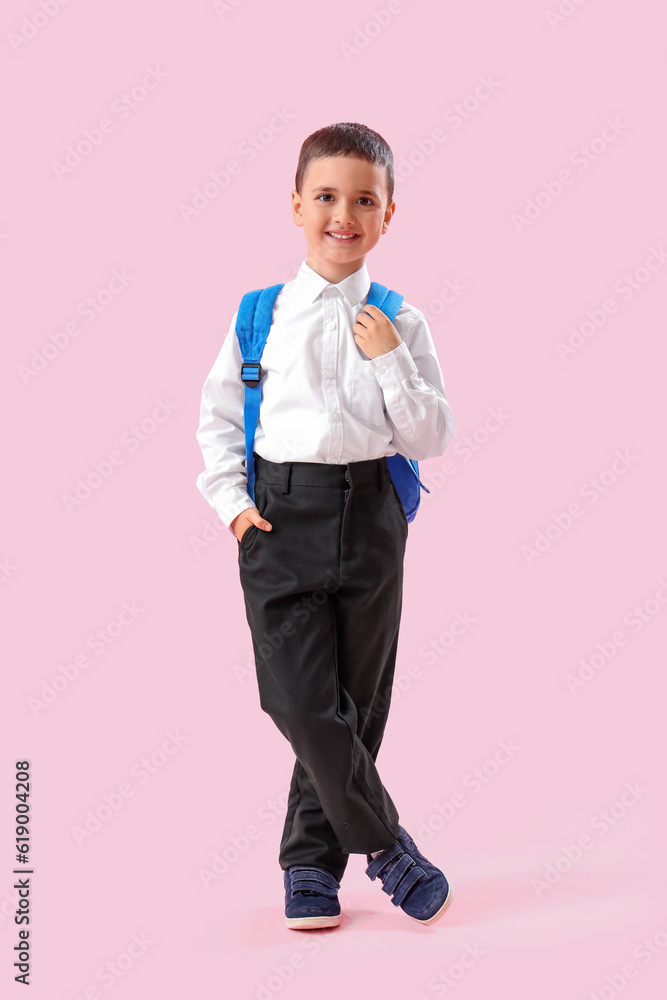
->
[326,232,360,241]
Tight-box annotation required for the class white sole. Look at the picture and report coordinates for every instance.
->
[285,913,341,930]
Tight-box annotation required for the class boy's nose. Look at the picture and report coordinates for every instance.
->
[333,202,356,222]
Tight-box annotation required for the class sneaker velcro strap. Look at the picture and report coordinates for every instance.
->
[366,843,402,881]
[378,853,421,899]
[289,866,340,898]
[386,862,427,907]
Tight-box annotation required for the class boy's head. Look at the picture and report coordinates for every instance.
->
[291,122,396,283]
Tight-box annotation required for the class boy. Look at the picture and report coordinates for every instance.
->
[195,122,456,929]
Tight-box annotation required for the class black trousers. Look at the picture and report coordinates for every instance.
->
[237,451,409,883]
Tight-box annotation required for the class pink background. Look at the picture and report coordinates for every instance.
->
[2,1,666,997]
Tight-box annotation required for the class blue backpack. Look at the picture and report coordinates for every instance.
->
[235,281,430,523]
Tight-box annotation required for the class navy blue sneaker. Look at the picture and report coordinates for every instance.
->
[283,865,342,929]
[365,825,453,925]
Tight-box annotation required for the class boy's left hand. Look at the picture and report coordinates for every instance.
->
[352,304,402,359]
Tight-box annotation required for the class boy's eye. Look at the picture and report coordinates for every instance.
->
[316,194,374,205]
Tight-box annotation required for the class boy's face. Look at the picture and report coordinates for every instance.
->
[291,155,395,283]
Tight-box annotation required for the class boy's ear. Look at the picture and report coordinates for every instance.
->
[382,200,396,233]
[291,189,304,227]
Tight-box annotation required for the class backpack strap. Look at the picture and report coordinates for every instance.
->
[236,283,284,501]
[366,281,404,324]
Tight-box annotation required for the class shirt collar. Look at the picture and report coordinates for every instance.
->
[293,259,371,309]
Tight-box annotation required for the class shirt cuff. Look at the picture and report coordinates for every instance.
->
[369,341,418,387]
[214,491,258,531]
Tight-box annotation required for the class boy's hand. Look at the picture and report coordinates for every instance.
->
[231,507,273,542]
[352,304,402,359]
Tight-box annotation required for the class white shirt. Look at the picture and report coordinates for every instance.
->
[195,259,456,532]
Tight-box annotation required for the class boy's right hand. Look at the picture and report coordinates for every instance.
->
[231,507,273,543]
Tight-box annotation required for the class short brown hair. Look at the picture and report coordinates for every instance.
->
[294,122,394,205]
